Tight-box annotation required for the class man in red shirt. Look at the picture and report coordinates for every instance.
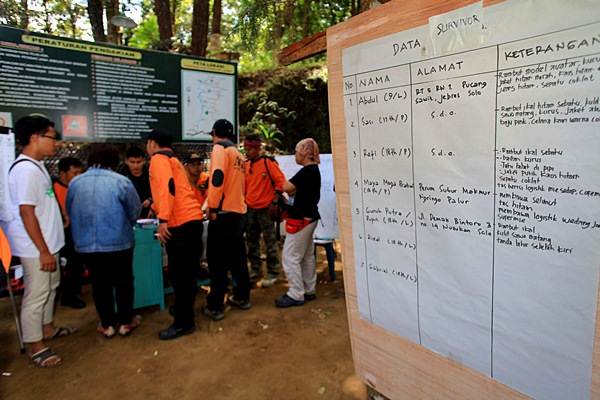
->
[53,157,83,217]
[243,135,286,287]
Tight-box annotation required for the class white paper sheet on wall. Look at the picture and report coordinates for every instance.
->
[428,1,486,56]
[341,0,600,398]
[0,131,15,223]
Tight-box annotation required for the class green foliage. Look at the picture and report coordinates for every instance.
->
[2,0,352,72]
[128,14,161,48]
[1,0,90,37]
[241,92,297,153]
[0,0,25,28]
[239,66,331,155]
[127,0,195,50]
[50,1,87,38]
[237,50,277,73]
[173,0,193,48]
[229,0,352,54]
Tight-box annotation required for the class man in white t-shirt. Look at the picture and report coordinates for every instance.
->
[6,116,70,368]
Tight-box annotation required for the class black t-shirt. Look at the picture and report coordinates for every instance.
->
[288,164,320,220]
[121,167,152,217]
[128,171,151,201]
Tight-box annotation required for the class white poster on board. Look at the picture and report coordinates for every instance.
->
[342,0,600,398]
[0,131,15,223]
[181,70,235,141]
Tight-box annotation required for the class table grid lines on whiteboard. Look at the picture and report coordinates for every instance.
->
[343,16,600,400]
[352,74,374,322]
[408,62,422,345]
[490,43,500,379]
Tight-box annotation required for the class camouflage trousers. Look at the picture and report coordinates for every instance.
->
[245,207,280,278]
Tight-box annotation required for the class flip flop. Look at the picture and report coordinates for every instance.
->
[97,324,116,338]
[45,326,77,340]
[31,347,62,368]
[118,315,142,336]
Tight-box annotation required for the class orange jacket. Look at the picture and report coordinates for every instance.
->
[245,156,285,209]
[208,140,247,214]
[53,181,68,214]
[0,227,11,272]
[149,150,203,227]
[192,172,210,207]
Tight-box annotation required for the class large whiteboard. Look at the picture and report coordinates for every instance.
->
[342,1,600,399]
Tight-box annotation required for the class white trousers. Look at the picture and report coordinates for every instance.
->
[20,255,60,343]
[282,221,317,301]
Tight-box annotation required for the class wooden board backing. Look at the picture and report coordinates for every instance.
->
[326,0,600,398]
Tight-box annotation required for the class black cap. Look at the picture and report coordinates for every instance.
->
[184,153,203,164]
[211,119,234,139]
[141,129,172,148]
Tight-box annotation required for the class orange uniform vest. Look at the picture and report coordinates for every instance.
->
[191,172,210,207]
[207,140,247,214]
[53,181,68,214]
[149,150,203,227]
[0,227,11,272]
[245,156,285,209]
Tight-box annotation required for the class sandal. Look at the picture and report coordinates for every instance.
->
[97,324,116,338]
[118,315,142,336]
[30,347,62,368]
[44,326,77,340]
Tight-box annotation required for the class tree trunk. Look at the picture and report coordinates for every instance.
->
[19,0,29,29]
[351,0,359,15]
[211,0,221,35]
[154,0,173,50]
[104,0,120,44]
[191,0,209,56]
[87,0,106,42]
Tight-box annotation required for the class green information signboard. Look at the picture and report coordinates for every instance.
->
[0,25,237,142]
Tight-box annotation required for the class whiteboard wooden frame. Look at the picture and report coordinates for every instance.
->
[326,0,600,398]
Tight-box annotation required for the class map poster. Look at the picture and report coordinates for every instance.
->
[181,69,236,141]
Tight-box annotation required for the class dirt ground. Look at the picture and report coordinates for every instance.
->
[0,255,358,400]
